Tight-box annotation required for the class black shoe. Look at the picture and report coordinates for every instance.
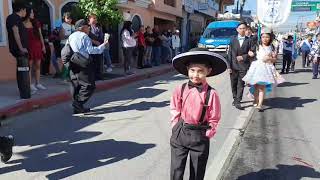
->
[235,103,244,110]
[72,103,90,114]
[232,100,236,106]
[280,71,285,74]
[0,135,14,163]
[312,76,318,79]
[73,107,91,114]
[137,66,144,69]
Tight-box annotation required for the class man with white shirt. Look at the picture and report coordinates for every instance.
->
[67,19,107,114]
[172,30,181,57]
[227,22,255,110]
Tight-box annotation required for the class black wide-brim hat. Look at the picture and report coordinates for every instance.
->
[172,48,228,77]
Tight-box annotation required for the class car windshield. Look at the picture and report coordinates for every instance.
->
[203,28,237,39]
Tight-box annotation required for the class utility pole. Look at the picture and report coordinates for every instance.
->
[240,0,245,18]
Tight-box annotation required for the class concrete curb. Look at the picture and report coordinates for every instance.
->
[205,106,255,180]
[0,66,173,120]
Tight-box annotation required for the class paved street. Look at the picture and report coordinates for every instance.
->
[0,70,246,180]
[223,60,320,180]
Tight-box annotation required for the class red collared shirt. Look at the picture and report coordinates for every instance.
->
[137,31,146,47]
[170,81,221,138]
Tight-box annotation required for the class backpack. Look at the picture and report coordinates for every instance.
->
[61,40,73,69]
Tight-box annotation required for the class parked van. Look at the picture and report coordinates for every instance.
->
[198,20,240,55]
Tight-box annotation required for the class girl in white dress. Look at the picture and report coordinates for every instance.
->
[242,32,284,111]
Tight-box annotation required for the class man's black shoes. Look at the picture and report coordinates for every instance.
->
[73,103,91,114]
[0,135,14,163]
[235,103,244,110]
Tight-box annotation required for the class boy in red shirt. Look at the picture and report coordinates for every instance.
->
[170,48,227,180]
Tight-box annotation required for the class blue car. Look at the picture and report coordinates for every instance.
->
[198,20,240,55]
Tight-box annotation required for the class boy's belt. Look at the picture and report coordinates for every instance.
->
[182,121,211,130]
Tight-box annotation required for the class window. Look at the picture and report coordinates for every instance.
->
[203,28,237,38]
[164,0,175,7]
[0,0,7,46]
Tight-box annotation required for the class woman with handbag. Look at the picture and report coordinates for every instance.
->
[310,33,320,79]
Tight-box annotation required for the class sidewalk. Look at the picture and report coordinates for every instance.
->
[0,64,173,120]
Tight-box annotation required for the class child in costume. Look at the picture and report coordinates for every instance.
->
[242,30,285,111]
[170,48,227,180]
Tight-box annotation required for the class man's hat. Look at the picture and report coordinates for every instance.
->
[75,19,89,29]
[172,48,227,77]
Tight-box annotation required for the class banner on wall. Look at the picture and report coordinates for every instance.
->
[257,0,293,28]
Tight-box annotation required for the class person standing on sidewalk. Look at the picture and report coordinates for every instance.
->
[23,7,47,93]
[172,30,181,57]
[227,22,255,110]
[310,33,320,79]
[6,2,30,99]
[60,12,75,82]
[300,34,312,68]
[144,26,154,68]
[152,25,162,66]
[281,35,294,74]
[67,19,107,114]
[170,48,227,180]
[88,13,105,80]
[121,21,137,75]
[137,25,146,69]
[2,2,27,163]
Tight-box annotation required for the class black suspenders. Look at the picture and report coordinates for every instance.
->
[180,83,212,125]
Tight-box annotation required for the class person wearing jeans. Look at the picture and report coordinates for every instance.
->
[103,46,113,72]
[310,33,320,79]
[152,26,162,66]
[300,35,312,68]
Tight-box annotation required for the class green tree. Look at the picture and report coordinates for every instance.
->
[78,0,123,26]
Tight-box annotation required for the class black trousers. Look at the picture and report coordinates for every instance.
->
[123,47,134,72]
[16,56,31,99]
[70,64,96,106]
[302,51,310,68]
[282,53,292,73]
[230,70,246,103]
[170,120,210,180]
[137,45,145,68]
[91,54,104,80]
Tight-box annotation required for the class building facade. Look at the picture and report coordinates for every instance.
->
[0,0,224,82]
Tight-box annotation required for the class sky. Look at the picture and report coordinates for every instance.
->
[226,0,318,32]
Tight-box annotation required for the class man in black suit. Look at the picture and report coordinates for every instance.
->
[227,22,255,110]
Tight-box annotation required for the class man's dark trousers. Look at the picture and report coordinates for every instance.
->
[301,51,310,68]
[170,120,209,180]
[91,54,103,80]
[16,56,31,99]
[313,59,320,78]
[282,53,292,73]
[70,63,96,107]
[230,70,246,104]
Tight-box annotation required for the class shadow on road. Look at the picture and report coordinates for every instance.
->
[263,97,317,110]
[0,138,155,179]
[236,164,320,180]
[292,69,313,73]
[277,82,309,87]
[87,100,170,115]
[0,73,185,178]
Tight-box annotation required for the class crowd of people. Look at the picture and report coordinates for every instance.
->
[5,2,183,100]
